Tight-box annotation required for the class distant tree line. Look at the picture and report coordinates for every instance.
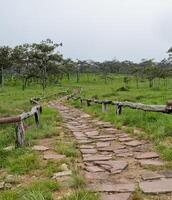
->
[0,39,172,89]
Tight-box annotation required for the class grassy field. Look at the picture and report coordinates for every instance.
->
[63,74,172,161]
[0,83,98,200]
[1,74,172,199]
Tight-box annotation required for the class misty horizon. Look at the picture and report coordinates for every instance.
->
[0,0,172,62]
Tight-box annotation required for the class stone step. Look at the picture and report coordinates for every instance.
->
[101,193,131,200]
[139,178,172,194]
[83,154,112,162]
[138,159,164,167]
[90,183,135,192]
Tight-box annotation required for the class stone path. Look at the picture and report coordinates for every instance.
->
[49,100,172,200]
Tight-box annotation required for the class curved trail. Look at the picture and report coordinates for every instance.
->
[50,100,172,200]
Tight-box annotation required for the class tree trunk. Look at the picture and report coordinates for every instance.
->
[67,73,70,81]
[0,67,4,87]
[149,79,153,88]
[136,77,139,89]
[76,71,80,83]
[42,66,47,90]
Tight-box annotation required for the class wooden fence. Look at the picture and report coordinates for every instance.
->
[67,95,172,115]
[0,91,67,147]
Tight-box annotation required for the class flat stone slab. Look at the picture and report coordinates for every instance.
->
[98,147,113,152]
[77,139,93,144]
[113,149,128,154]
[140,178,172,194]
[90,135,115,139]
[117,153,133,158]
[43,153,66,160]
[97,138,115,142]
[32,145,49,151]
[94,160,128,174]
[85,165,105,172]
[91,183,135,192]
[85,131,99,137]
[104,128,117,132]
[135,152,159,159]
[118,133,130,138]
[141,171,164,181]
[83,155,112,162]
[138,159,164,167]
[125,140,143,147]
[80,114,91,118]
[85,172,109,181]
[80,145,95,149]
[95,122,112,128]
[96,142,110,148]
[52,170,72,179]
[72,132,86,138]
[161,170,172,178]
[101,193,131,200]
[119,137,133,142]
[80,148,97,154]
[113,144,126,150]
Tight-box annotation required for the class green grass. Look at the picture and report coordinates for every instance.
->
[62,74,172,161]
[22,191,46,200]
[0,190,18,200]
[0,81,97,199]
[0,148,40,174]
[0,179,60,200]
[55,139,79,158]
[0,83,66,149]
[68,172,86,189]
[61,190,99,200]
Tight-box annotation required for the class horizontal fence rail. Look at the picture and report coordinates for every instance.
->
[67,95,172,115]
[0,91,67,147]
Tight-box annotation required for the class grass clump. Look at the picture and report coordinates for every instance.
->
[55,140,79,158]
[68,172,86,189]
[22,191,46,200]
[21,179,60,200]
[61,190,99,200]
[156,144,172,161]
[0,148,39,174]
[0,190,18,200]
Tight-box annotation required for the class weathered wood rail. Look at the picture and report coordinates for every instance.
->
[0,91,67,147]
[67,95,172,115]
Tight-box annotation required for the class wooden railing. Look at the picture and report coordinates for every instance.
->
[67,95,172,115]
[0,91,67,147]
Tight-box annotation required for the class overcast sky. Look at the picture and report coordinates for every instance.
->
[0,0,172,62]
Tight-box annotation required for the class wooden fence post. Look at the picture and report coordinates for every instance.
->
[102,103,107,112]
[116,105,122,115]
[15,121,25,147]
[86,100,91,106]
[34,111,39,127]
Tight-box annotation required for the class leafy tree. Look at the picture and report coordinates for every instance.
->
[29,39,63,90]
[62,59,75,81]
[167,47,172,64]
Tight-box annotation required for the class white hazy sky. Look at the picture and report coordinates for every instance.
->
[0,0,172,62]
